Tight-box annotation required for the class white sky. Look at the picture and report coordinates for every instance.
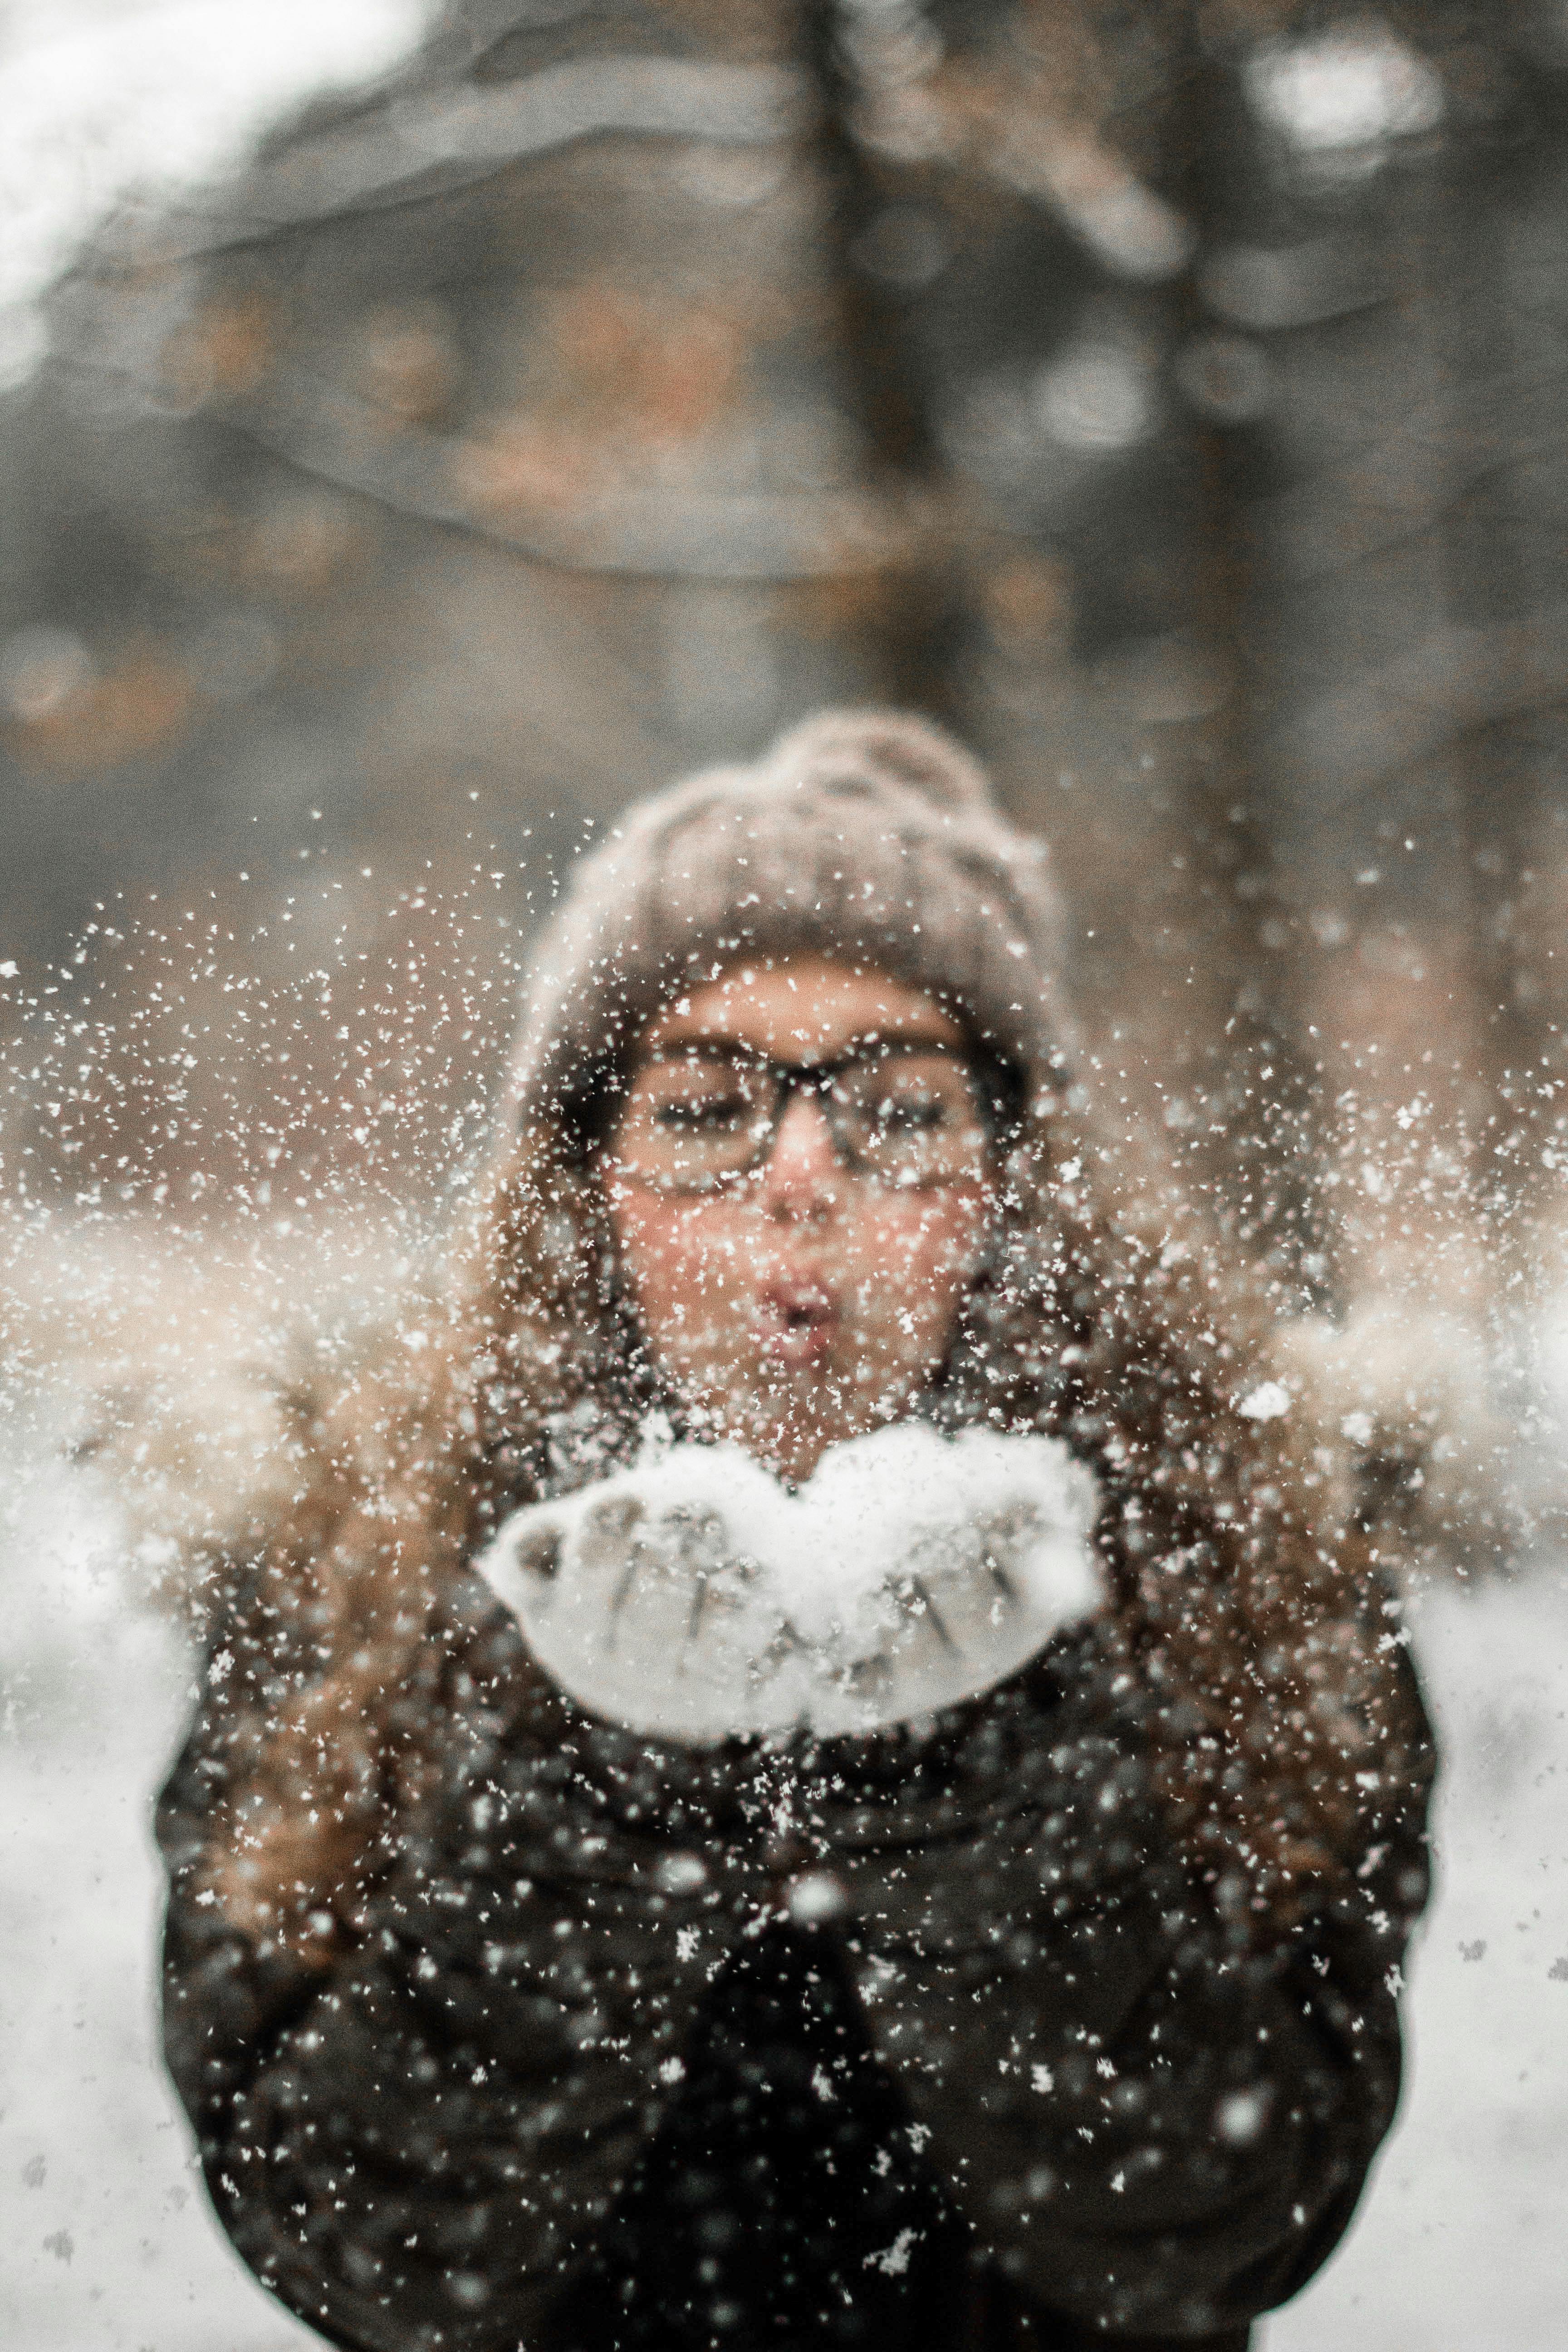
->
[0,0,432,387]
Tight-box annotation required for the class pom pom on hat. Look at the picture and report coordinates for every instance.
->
[760,708,998,820]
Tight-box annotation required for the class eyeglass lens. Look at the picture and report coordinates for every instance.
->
[609,1049,992,1193]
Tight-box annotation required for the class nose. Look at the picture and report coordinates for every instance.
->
[757,1090,841,1221]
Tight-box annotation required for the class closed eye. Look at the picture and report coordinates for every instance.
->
[653,1095,750,1132]
[872,1098,948,1131]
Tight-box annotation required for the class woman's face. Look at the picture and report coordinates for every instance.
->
[602,954,1000,1485]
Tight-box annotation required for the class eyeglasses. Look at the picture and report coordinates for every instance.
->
[606,1041,998,1196]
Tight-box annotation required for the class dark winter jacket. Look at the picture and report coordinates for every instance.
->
[158,1564,1433,2352]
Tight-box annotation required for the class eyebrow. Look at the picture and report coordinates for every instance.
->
[638,1026,965,1063]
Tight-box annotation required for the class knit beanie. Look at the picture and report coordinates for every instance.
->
[502,709,1080,1142]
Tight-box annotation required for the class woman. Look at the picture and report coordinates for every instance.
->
[156,711,1432,2352]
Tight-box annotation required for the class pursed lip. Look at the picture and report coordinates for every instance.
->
[755,1276,838,1366]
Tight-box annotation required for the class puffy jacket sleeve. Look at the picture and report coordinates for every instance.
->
[835,1637,1435,2341]
[156,1588,718,2352]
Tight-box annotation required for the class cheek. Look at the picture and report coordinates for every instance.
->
[610,1194,750,1342]
[843,1192,990,1325]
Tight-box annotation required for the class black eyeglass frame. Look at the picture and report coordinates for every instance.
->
[603,1037,1018,1196]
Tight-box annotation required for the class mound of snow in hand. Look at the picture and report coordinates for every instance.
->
[479,1421,1106,1744]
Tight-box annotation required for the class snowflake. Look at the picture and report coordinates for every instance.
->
[864,2227,921,2277]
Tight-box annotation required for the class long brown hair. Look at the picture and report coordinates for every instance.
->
[188,1046,1417,1970]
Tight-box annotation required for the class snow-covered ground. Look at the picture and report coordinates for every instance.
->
[0,1441,317,2352]
[3,1401,1566,2351]
[1267,1568,1568,2352]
